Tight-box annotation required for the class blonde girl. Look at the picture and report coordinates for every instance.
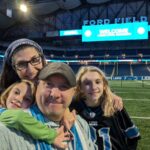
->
[70,66,140,150]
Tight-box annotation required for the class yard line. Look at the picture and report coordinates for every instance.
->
[131,116,150,119]
[136,80,150,85]
[115,91,150,93]
[123,99,150,101]
[115,92,129,93]
[113,88,150,90]
[113,88,150,91]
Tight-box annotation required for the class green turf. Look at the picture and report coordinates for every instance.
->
[109,80,150,150]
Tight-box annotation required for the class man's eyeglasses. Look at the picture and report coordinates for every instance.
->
[13,56,42,71]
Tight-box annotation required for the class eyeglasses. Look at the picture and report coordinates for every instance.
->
[13,56,42,71]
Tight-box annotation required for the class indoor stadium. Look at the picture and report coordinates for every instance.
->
[0,0,149,150]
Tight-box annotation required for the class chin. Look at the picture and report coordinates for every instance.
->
[46,108,64,115]
[91,96,99,101]
[91,98,99,103]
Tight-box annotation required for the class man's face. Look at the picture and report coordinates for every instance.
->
[36,74,75,121]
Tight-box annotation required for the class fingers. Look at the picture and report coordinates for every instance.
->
[53,129,73,149]
[113,98,123,111]
[61,109,76,130]
[57,142,68,149]
[53,142,68,149]
[71,109,77,119]
[56,126,64,135]
[63,119,70,130]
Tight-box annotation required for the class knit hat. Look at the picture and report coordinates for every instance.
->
[4,38,44,65]
[38,62,76,87]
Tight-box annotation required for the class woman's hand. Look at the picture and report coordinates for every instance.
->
[112,93,123,111]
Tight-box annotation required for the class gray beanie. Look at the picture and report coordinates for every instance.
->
[4,38,44,65]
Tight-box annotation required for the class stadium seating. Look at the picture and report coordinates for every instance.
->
[132,64,150,76]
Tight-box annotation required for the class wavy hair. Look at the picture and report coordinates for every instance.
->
[75,66,115,117]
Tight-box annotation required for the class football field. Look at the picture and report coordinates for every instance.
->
[109,80,150,150]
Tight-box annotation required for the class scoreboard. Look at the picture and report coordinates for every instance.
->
[60,22,149,42]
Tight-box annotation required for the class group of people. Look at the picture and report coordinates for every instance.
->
[0,38,140,150]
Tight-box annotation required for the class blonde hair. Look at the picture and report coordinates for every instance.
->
[0,80,36,107]
[75,66,115,117]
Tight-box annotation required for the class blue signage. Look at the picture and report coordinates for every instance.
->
[82,22,148,42]
[60,29,82,36]
[112,76,144,80]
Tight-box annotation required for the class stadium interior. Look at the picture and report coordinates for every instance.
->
[0,0,150,149]
[0,0,150,77]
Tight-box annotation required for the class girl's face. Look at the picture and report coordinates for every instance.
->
[80,71,104,107]
[12,47,43,81]
[6,82,33,109]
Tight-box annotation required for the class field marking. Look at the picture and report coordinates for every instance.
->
[112,87,150,89]
[112,88,150,91]
[115,91,150,93]
[115,92,129,93]
[123,99,150,101]
[136,80,150,85]
[131,116,150,119]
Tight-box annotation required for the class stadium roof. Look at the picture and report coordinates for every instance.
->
[0,0,112,29]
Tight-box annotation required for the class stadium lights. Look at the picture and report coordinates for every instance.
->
[19,3,28,13]
[105,54,110,58]
[90,54,94,58]
[50,54,54,58]
[138,53,143,58]
[122,53,126,58]
[75,55,78,58]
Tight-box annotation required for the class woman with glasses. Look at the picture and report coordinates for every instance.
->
[0,38,46,94]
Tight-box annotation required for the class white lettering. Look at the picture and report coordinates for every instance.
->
[97,28,131,37]
[83,16,147,25]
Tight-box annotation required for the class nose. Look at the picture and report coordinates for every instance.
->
[26,63,34,71]
[25,63,36,76]
[91,82,97,90]
[13,96,23,107]
[15,94,23,103]
[49,87,60,100]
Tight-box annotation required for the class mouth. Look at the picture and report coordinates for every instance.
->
[89,92,99,95]
[10,101,21,108]
[24,75,35,80]
[45,99,62,105]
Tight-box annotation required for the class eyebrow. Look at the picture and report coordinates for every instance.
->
[13,88,20,92]
[15,55,39,63]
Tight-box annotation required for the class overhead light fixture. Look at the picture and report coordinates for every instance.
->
[19,3,28,13]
